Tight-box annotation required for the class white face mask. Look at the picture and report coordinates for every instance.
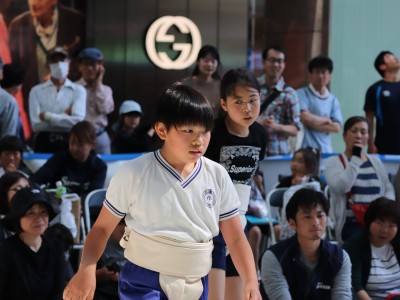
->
[49,61,69,80]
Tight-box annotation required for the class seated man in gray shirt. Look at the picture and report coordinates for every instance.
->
[261,188,351,300]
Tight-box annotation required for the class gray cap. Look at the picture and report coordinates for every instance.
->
[119,100,142,115]
[47,46,68,61]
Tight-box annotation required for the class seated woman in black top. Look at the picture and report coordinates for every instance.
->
[0,187,67,299]
[0,172,31,241]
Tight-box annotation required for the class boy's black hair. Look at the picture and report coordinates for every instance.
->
[69,121,96,144]
[343,116,369,134]
[286,188,329,222]
[308,56,333,73]
[220,68,260,101]
[293,147,321,177]
[364,197,400,237]
[192,45,221,79]
[262,45,286,60]
[374,51,392,77]
[153,83,214,131]
[0,135,25,154]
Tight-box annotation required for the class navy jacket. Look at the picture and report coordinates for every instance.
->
[268,235,344,300]
[31,150,107,198]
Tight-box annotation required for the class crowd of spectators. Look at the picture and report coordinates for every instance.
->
[1,2,400,297]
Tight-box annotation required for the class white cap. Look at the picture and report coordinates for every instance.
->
[119,100,142,115]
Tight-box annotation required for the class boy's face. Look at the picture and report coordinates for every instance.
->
[155,122,211,166]
[310,67,331,90]
[69,135,94,163]
[381,53,400,73]
[289,204,327,241]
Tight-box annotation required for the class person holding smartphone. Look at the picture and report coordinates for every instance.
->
[324,116,394,244]
[76,47,114,154]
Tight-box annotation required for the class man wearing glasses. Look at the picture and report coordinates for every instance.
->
[257,45,301,156]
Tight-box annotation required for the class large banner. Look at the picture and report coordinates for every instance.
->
[0,0,85,138]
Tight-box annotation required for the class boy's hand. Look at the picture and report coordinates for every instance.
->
[63,267,96,300]
[244,282,262,299]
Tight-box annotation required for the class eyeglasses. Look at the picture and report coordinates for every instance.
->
[266,57,285,64]
[23,210,49,219]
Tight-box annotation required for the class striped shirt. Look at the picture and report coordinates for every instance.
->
[351,160,381,204]
[365,243,400,299]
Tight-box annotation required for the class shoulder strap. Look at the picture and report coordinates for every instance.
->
[375,84,383,126]
[259,84,288,115]
[338,154,346,169]
[338,154,352,199]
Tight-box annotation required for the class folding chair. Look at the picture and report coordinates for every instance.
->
[266,187,288,245]
[84,188,107,233]
[246,188,287,248]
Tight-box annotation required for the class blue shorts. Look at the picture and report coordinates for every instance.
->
[119,261,208,299]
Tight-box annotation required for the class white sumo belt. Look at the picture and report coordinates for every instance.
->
[120,228,213,300]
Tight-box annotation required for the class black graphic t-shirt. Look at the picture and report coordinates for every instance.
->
[205,117,267,185]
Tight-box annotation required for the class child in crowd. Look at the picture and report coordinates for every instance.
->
[0,187,67,299]
[111,100,157,153]
[277,147,323,240]
[204,69,267,300]
[276,146,321,188]
[31,121,107,199]
[63,84,261,300]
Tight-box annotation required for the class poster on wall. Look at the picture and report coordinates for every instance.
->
[0,0,85,138]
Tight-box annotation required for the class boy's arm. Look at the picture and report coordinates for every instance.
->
[220,215,261,300]
[300,110,341,133]
[63,206,121,300]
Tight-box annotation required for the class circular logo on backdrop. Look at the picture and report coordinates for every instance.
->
[145,16,202,70]
[202,189,216,208]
